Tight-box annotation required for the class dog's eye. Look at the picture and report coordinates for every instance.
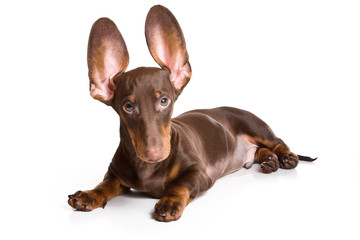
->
[124,103,134,113]
[160,98,169,107]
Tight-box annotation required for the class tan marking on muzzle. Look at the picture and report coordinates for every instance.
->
[127,128,147,161]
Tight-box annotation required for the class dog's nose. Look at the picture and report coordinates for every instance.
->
[145,147,165,162]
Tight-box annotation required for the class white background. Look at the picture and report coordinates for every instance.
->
[1,0,359,239]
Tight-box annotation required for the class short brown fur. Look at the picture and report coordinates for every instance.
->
[68,5,316,222]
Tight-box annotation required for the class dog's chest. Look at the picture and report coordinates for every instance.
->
[130,165,168,198]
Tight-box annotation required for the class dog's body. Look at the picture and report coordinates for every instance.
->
[110,103,268,199]
[68,5,316,222]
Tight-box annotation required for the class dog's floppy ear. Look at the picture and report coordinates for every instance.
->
[145,5,192,95]
[87,18,129,104]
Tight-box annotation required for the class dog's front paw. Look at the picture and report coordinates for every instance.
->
[153,196,186,222]
[68,190,107,212]
[279,153,299,169]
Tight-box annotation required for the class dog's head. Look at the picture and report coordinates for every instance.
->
[86,5,191,163]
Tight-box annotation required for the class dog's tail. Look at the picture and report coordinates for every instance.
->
[298,155,317,162]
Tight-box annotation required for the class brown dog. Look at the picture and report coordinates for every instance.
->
[68,5,316,222]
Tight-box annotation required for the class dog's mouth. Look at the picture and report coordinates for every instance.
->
[128,134,171,163]
[127,124,172,163]
[136,145,170,163]
[124,118,172,163]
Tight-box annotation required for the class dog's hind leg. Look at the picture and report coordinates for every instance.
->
[252,137,299,173]
[271,140,299,169]
[254,147,279,174]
